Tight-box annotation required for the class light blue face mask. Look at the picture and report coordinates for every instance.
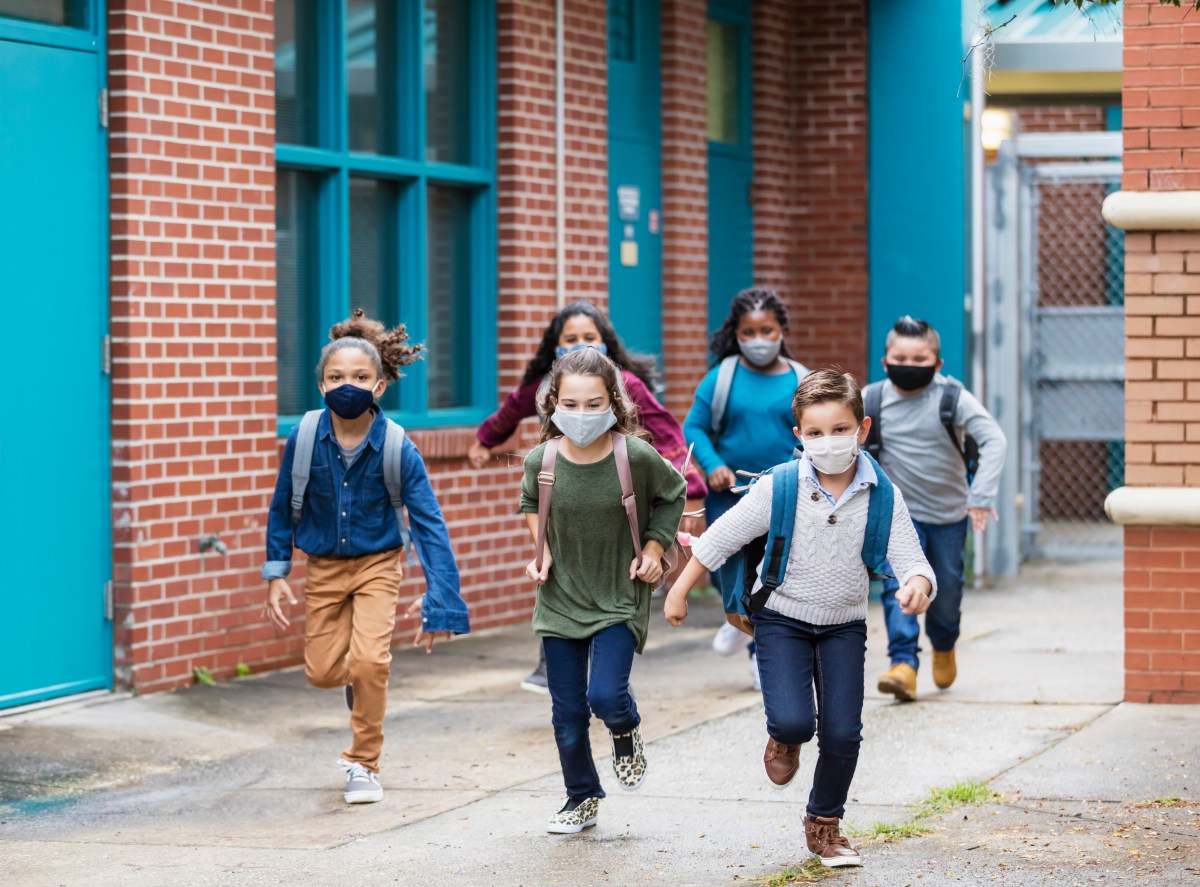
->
[552,406,617,448]
[555,342,609,359]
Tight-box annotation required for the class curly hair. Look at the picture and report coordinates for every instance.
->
[708,287,795,367]
[535,346,650,443]
[791,366,864,426]
[520,300,659,391]
[316,308,424,382]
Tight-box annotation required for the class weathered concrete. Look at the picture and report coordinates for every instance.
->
[2,560,1197,886]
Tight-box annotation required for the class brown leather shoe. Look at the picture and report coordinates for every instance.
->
[932,648,957,689]
[876,663,917,702]
[762,737,800,788]
[805,815,863,867]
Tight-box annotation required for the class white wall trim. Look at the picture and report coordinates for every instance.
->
[1102,191,1200,231]
[1105,486,1200,526]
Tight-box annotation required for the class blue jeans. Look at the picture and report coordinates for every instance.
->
[881,517,968,669]
[751,608,866,819]
[543,623,640,801]
[707,489,756,658]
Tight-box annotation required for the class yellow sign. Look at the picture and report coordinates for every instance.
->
[620,240,638,267]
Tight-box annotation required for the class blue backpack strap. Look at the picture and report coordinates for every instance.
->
[860,451,894,574]
[786,359,809,387]
[708,355,740,438]
[760,459,800,591]
[289,410,324,526]
[383,418,417,566]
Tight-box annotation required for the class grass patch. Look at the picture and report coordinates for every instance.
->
[759,857,836,886]
[920,780,1000,815]
[848,819,932,843]
[1135,793,1187,808]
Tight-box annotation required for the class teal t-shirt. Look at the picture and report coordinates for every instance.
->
[683,361,800,477]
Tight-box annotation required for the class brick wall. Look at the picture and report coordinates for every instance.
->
[752,0,869,379]
[108,0,280,693]
[659,0,709,420]
[1119,0,1200,703]
[1011,104,1110,134]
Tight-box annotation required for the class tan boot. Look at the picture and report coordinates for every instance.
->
[932,648,957,689]
[763,737,801,789]
[876,663,917,702]
[805,815,863,867]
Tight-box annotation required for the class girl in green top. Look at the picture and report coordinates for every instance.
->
[519,347,686,835]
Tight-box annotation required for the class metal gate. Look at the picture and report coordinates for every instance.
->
[984,133,1124,573]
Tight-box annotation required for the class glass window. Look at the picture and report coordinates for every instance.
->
[426,187,474,409]
[274,0,494,428]
[276,170,322,417]
[424,0,472,164]
[707,20,739,145]
[0,0,85,27]
[275,0,318,147]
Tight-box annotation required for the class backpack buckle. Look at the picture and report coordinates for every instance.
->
[621,493,636,508]
[537,471,555,486]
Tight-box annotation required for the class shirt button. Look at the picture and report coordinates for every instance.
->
[343,482,349,487]
[828,515,837,525]
[811,492,820,501]
[341,511,347,517]
[341,537,347,544]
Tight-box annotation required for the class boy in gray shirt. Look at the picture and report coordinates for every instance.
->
[864,317,1007,701]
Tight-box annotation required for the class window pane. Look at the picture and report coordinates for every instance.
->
[425,0,472,164]
[608,0,635,62]
[276,0,318,146]
[707,20,739,145]
[0,0,85,27]
[347,0,394,154]
[426,186,474,409]
[349,176,400,411]
[276,170,322,416]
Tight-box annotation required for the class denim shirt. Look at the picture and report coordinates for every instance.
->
[262,408,470,635]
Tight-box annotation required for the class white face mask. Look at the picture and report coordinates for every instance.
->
[553,406,617,448]
[803,431,860,475]
[738,336,782,368]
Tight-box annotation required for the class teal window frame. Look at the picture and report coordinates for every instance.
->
[275,0,497,436]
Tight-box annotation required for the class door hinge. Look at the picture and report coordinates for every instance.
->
[99,88,109,128]
[104,579,114,621]
[102,333,112,375]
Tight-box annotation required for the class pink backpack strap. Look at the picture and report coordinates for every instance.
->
[611,432,644,569]
[534,438,559,573]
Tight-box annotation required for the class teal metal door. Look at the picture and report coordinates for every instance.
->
[0,7,112,708]
[607,0,662,357]
[706,0,753,333]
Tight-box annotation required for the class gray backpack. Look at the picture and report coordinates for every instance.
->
[289,410,415,563]
[709,354,810,437]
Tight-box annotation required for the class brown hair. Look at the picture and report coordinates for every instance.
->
[316,308,424,382]
[791,367,864,425]
[535,346,649,443]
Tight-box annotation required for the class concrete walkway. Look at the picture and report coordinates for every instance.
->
[2,560,1197,886]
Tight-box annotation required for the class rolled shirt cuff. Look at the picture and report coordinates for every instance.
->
[261,560,292,581]
[421,601,471,635]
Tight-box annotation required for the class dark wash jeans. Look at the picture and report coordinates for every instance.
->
[751,607,866,820]
[881,516,969,669]
[543,623,640,801]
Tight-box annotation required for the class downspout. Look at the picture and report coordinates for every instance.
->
[555,0,566,308]
[969,31,986,579]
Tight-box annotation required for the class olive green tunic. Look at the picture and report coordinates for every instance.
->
[520,435,687,653]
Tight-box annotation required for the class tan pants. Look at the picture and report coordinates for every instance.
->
[304,548,402,772]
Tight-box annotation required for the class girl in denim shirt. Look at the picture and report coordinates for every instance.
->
[262,310,470,805]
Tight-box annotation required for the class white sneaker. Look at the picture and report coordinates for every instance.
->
[749,652,762,691]
[338,758,383,804]
[712,622,753,656]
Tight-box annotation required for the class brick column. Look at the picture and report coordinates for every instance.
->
[752,0,868,378]
[1103,0,1200,703]
[108,0,279,692]
[660,0,709,419]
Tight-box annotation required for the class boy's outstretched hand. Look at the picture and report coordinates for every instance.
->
[967,507,999,534]
[405,595,451,653]
[896,577,933,615]
[264,578,298,630]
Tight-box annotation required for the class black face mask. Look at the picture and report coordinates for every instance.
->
[885,363,938,391]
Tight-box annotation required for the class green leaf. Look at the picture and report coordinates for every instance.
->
[193,666,216,686]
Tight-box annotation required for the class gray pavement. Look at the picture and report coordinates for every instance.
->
[2,559,1198,886]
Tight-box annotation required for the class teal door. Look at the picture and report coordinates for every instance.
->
[706,0,753,333]
[0,5,112,708]
[607,0,662,357]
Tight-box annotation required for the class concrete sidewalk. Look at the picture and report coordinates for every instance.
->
[2,560,1197,886]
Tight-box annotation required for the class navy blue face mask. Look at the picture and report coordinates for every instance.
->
[555,342,609,359]
[323,383,377,420]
